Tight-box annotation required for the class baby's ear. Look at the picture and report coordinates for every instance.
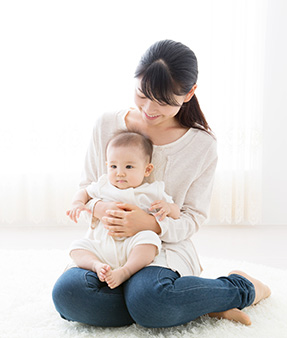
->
[144,163,154,177]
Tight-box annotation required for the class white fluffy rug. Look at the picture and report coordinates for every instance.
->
[1,249,287,338]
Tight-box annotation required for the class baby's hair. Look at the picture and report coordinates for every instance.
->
[106,130,153,162]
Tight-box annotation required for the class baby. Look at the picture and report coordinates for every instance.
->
[67,130,180,288]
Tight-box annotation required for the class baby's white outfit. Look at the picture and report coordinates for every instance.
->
[70,174,173,270]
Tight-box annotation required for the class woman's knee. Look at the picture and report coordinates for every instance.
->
[124,267,179,328]
[52,267,134,327]
[52,268,85,320]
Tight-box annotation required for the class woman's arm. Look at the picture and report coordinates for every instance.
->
[79,114,118,222]
[93,200,124,220]
[157,156,218,243]
[103,203,161,237]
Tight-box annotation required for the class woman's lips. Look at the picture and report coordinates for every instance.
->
[144,111,160,120]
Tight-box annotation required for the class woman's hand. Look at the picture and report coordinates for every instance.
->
[102,203,161,238]
[93,200,123,220]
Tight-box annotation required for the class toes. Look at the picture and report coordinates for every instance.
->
[105,272,118,289]
[98,272,106,282]
[107,281,117,289]
[102,264,111,273]
[97,264,111,282]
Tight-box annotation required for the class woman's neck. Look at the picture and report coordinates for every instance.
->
[125,108,188,146]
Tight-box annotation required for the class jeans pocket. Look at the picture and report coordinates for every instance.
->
[84,270,101,289]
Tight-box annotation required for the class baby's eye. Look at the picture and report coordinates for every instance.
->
[126,165,133,169]
[110,165,117,169]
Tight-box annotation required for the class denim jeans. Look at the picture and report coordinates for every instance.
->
[52,266,255,328]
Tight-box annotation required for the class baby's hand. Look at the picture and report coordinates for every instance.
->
[150,200,171,221]
[66,204,92,223]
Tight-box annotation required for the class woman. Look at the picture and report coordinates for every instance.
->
[52,40,270,328]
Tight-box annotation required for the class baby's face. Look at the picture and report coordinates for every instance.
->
[106,145,152,189]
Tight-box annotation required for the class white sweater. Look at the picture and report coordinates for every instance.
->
[81,109,218,276]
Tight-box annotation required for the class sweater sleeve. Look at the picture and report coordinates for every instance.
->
[79,121,106,189]
[79,110,126,190]
[157,142,218,243]
[79,114,112,219]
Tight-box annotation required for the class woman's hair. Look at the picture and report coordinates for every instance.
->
[135,39,212,133]
[107,130,153,162]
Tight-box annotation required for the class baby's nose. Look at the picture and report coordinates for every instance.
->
[116,170,125,176]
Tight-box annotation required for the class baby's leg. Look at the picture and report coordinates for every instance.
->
[105,244,157,289]
[70,249,111,282]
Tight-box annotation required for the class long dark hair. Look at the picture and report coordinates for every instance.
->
[135,40,212,134]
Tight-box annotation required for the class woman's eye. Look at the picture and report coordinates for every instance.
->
[137,92,146,99]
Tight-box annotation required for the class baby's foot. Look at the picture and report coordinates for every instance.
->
[228,270,271,305]
[105,267,131,289]
[93,262,111,282]
[209,308,251,325]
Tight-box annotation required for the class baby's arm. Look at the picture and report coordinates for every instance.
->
[66,188,92,223]
[150,200,180,221]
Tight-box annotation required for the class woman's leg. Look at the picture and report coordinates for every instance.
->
[124,266,262,328]
[52,267,134,327]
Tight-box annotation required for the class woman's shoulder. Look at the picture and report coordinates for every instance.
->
[160,127,217,158]
[190,126,216,144]
[186,127,217,153]
[161,128,217,168]
[93,109,129,130]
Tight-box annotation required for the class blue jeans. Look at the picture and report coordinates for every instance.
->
[52,266,255,328]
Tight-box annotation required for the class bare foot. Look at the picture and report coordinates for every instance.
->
[93,262,111,282]
[104,267,132,289]
[228,270,271,305]
[209,308,251,325]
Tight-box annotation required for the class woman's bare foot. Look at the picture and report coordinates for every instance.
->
[228,270,271,305]
[104,267,132,289]
[209,308,251,325]
[93,262,111,282]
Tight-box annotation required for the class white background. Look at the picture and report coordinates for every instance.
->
[0,0,286,225]
[262,0,287,225]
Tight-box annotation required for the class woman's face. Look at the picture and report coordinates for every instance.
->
[134,79,187,127]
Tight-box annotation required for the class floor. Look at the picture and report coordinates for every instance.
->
[1,224,287,270]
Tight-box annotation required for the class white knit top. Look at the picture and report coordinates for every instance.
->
[81,109,218,276]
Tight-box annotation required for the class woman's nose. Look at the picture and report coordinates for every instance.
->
[144,99,157,114]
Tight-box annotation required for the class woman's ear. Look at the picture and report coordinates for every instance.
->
[144,163,154,177]
[184,84,197,103]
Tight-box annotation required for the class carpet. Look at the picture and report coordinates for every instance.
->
[1,249,287,338]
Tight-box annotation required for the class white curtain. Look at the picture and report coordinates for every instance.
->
[0,0,268,226]
[206,1,268,225]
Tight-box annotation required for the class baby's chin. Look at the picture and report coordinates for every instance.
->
[114,180,131,189]
[114,180,143,190]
